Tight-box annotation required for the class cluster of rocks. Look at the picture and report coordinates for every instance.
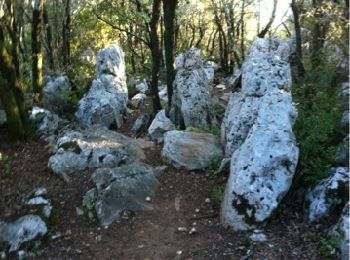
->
[220,37,299,231]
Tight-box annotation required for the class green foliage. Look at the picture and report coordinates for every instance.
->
[213,103,226,117]
[293,62,343,186]
[319,237,340,259]
[208,154,223,174]
[187,123,221,137]
[210,184,225,204]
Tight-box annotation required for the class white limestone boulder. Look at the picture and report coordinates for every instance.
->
[172,48,213,128]
[0,215,47,252]
[162,130,223,170]
[148,110,175,143]
[221,38,299,231]
[305,167,349,223]
[43,76,72,113]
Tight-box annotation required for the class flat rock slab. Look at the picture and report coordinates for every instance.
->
[48,127,145,181]
[84,163,158,227]
[161,130,223,170]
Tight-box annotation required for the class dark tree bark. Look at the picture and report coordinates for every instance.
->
[258,0,277,38]
[32,0,44,103]
[0,26,25,137]
[240,0,246,60]
[6,0,20,77]
[163,0,178,109]
[149,0,162,113]
[62,0,71,68]
[43,1,55,71]
[291,0,305,77]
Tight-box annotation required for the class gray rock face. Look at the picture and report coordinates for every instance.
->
[76,44,128,128]
[331,202,349,260]
[305,167,349,223]
[135,80,149,94]
[48,127,145,181]
[83,163,158,226]
[29,107,59,138]
[0,215,47,252]
[148,110,175,143]
[221,38,299,231]
[172,48,213,128]
[227,66,241,90]
[0,110,7,126]
[131,113,150,137]
[130,93,147,108]
[43,76,72,113]
[162,130,223,170]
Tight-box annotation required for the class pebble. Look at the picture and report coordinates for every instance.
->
[192,222,197,226]
[51,232,63,241]
[0,251,6,259]
[76,249,82,254]
[195,208,200,213]
[189,227,197,235]
[145,196,151,202]
[205,198,211,203]
[17,251,26,260]
[176,250,183,255]
[34,187,48,197]
[177,227,187,232]
[250,232,267,242]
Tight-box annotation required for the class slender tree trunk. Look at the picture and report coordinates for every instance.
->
[149,0,162,113]
[0,27,25,137]
[258,0,277,38]
[6,0,20,77]
[163,0,177,109]
[311,0,327,69]
[291,0,305,77]
[43,1,55,72]
[62,0,71,69]
[240,0,245,60]
[32,0,44,103]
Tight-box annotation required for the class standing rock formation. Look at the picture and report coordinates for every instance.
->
[221,37,299,230]
[76,44,128,128]
[171,48,213,128]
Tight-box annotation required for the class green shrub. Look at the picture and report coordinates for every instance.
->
[319,237,340,259]
[210,184,225,204]
[293,62,344,186]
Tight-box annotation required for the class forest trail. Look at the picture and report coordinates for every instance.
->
[0,91,323,259]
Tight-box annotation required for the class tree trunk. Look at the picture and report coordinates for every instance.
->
[0,27,25,137]
[258,0,277,38]
[240,0,245,60]
[32,0,44,103]
[62,0,71,69]
[149,0,162,113]
[291,0,305,78]
[43,1,55,72]
[163,0,177,110]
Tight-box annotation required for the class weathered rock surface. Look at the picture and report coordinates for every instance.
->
[330,202,349,260]
[29,107,59,138]
[221,37,299,231]
[48,127,145,181]
[83,163,158,226]
[172,48,213,128]
[305,167,349,223]
[76,44,128,128]
[148,110,175,143]
[135,80,149,94]
[130,93,147,108]
[0,215,47,252]
[162,130,223,170]
[131,113,150,137]
[43,76,72,113]
[0,110,7,126]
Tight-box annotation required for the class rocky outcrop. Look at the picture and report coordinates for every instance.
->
[43,76,72,113]
[162,130,223,170]
[76,44,128,128]
[0,215,47,252]
[131,113,150,137]
[135,80,149,94]
[221,37,299,231]
[305,167,349,223]
[83,163,158,227]
[330,202,349,260]
[130,93,147,108]
[171,48,213,128]
[48,127,145,181]
[148,110,175,143]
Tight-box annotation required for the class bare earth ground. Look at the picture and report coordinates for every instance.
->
[0,94,331,259]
